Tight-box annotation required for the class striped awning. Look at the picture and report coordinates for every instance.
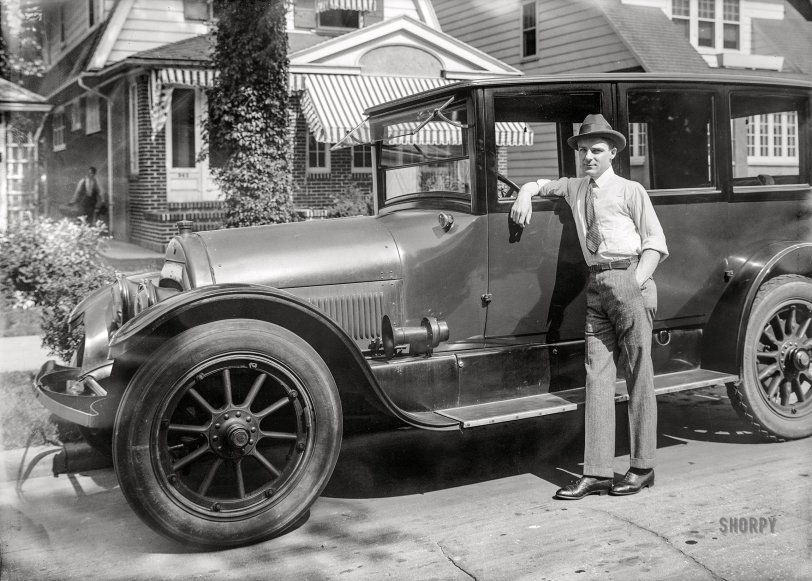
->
[149,68,216,138]
[316,0,376,11]
[301,74,533,147]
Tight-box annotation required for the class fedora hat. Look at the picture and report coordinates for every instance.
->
[566,113,626,152]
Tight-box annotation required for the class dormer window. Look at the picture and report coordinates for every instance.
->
[671,0,740,51]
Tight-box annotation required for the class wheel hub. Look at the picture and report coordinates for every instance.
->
[209,410,257,459]
[780,341,810,376]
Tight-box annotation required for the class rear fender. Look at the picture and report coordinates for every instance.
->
[702,242,812,374]
[109,284,452,430]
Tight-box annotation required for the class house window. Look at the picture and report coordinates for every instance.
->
[722,0,740,50]
[352,145,373,173]
[628,123,647,164]
[318,9,360,29]
[86,94,101,134]
[88,0,96,26]
[171,88,196,168]
[745,113,799,161]
[731,92,802,185]
[521,2,537,59]
[672,0,739,51]
[53,110,65,151]
[307,133,330,174]
[70,100,82,131]
[128,81,139,175]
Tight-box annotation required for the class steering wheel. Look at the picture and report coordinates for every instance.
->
[497,172,520,198]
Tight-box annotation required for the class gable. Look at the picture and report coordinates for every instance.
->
[290,15,522,79]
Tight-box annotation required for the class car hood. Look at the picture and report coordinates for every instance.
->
[198,216,402,288]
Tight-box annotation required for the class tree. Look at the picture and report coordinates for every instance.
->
[204,0,298,228]
[0,0,45,81]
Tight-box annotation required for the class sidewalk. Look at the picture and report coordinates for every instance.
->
[0,335,53,372]
[98,238,164,273]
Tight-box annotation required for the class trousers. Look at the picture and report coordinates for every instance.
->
[582,264,658,478]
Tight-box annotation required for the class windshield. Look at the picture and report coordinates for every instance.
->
[357,98,472,205]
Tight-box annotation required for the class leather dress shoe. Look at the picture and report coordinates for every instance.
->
[554,476,613,500]
[610,469,654,496]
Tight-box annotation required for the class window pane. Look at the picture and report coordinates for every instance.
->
[672,0,690,17]
[522,3,535,29]
[494,91,604,197]
[698,0,715,19]
[627,91,715,190]
[183,0,209,21]
[730,93,804,185]
[723,0,739,21]
[723,23,738,49]
[171,88,196,168]
[523,29,536,57]
[698,20,714,47]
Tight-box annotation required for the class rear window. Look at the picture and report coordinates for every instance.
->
[730,92,805,186]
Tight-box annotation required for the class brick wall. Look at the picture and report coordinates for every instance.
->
[290,92,372,217]
[125,85,373,252]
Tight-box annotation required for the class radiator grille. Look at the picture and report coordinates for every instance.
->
[309,291,385,341]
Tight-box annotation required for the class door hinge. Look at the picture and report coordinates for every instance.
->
[481,293,493,306]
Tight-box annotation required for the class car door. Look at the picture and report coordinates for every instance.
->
[484,85,613,389]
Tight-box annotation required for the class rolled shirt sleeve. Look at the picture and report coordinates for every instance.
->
[629,182,668,261]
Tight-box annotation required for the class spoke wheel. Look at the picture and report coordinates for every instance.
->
[114,320,341,548]
[732,275,812,440]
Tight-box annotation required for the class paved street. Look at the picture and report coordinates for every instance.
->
[1,385,810,580]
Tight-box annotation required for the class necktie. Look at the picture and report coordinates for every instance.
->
[585,179,600,254]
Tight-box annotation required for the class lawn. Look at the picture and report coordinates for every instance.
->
[0,370,60,450]
[0,295,41,338]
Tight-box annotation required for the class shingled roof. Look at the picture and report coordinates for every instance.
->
[595,0,710,73]
[122,31,330,68]
[751,5,812,78]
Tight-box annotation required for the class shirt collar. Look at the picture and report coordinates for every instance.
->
[592,166,615,189]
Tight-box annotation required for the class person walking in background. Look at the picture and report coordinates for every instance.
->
[68,166,102,223]
[510,114,668,499]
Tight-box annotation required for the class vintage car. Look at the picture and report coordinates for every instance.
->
[36,73,812,548]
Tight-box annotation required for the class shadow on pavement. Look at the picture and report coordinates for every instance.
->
[324,386,766,500]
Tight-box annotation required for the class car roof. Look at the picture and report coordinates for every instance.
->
[364,73,812,116]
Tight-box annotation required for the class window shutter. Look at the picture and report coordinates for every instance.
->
[295,0,317,28]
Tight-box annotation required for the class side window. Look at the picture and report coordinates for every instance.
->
[730,92,805,186]
[627,90,715,190]
[493,91,604,199]
[307,133,330,175]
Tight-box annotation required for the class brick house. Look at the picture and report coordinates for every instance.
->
[28,0,521,252]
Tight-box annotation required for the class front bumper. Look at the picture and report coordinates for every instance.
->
[35,360,115,428]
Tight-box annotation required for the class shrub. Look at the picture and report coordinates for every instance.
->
[0,217,116,361]
[324,186,374,218]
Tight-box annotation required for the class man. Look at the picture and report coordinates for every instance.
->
[510,114,668,499]
[69,166,102,223]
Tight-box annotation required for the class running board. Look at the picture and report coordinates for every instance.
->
[436,368,738,429]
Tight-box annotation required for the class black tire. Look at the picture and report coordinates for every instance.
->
[730,274,812,441]
[113,319,342,549]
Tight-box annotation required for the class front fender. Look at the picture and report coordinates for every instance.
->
[109,284,455,430]
[703,241,812,374]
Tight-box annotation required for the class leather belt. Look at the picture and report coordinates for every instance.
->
[588,258,636,273]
